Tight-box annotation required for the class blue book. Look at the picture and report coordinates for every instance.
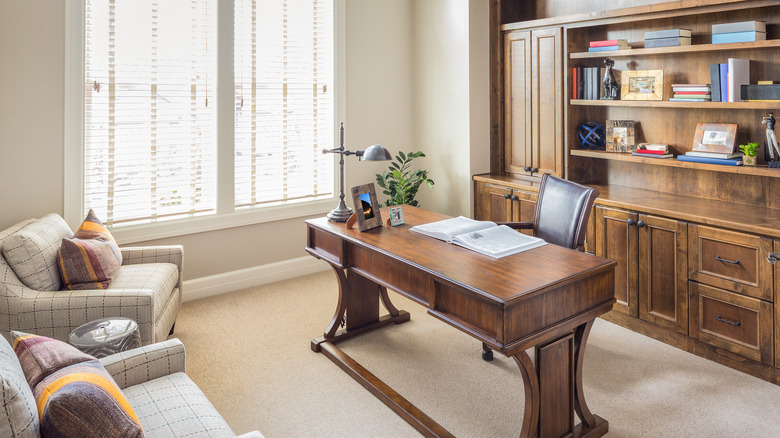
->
[712,31,766,44]
[587,45,627,52]
[669,98,710,102]
[719,63,728,102]
[677,155,742,166]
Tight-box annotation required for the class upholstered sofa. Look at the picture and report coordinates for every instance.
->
[0,335,263,437]
[0,214,182,345]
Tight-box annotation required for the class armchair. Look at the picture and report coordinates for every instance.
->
[0,215,182,345]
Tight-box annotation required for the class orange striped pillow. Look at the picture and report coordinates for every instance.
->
[58,209,122,290]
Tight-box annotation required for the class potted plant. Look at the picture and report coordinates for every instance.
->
[375,151,434,207]
[739,142,759,166]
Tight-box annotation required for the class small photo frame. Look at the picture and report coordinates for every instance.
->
[692,123,738,154]
[350,183,382,232]
[605,120,636,153]
[620,70,663,101]
[388,206,405,226]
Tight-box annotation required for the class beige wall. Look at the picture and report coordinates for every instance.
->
[0,0,487,283]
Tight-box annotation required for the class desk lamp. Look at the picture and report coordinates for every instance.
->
[322,123,392,222]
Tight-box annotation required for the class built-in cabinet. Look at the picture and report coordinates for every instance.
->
[476,0,780,384]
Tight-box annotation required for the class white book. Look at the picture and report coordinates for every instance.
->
[410,216,546,258]
[685,151,742,159]
[727,58,750,103]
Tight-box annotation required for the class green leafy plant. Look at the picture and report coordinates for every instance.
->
[375,151,434,207]
[739,142,760,157]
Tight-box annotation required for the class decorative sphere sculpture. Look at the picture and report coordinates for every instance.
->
[577,122,606,150]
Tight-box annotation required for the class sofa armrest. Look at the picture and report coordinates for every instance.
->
[100,338,186,389]
[236,432,265,438]
[121,245,184,291]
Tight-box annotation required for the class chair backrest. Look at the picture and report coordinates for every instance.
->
[533,173,599,251]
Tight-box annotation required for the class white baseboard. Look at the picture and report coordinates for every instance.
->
[182,256,330,302]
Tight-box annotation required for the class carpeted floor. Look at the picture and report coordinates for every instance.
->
[174,270,780,437]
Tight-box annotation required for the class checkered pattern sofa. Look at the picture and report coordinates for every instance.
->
[0,335,264,437]
[0,215,182,345]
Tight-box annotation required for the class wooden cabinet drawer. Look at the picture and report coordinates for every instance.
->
[689,282,773,364]
[688,225,772,302]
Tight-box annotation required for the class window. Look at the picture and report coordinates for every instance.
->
[70,0,337,238]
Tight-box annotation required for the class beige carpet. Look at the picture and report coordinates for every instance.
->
[174,270,780,437]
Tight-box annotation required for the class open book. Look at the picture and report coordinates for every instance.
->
[410,216,546,258]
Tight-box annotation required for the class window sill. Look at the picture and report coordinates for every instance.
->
[110,198,335,245]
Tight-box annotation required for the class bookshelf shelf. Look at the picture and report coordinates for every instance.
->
[570,39,780,59]
[570,99,780,109]
[570,149,780,177]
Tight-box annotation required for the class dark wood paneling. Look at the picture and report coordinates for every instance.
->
[511,188,538,235]
[531,27,564,177]
[433,280,501,340]
[776,240,780,368]
[308,227,342,265]
[596,206,638,316]
[505,30,532,175]
[348,244,433,307]
[537,335,575,437]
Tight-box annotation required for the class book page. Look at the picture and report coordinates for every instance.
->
[452,225,546,258]
[410,216,496,242]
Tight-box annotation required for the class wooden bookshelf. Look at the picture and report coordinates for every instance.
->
[570,99,780,109]
[570,39,780,59]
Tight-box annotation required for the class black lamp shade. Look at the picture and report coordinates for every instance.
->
[360,144,392,161]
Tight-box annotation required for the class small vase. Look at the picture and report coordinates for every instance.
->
[743,155,757,166]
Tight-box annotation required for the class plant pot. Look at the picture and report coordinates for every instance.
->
[743,155,757,166]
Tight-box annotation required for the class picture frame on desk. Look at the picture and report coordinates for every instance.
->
[350,183,383,232]
[620,70,663,101]
[605,120,636,153]
[692,122,738,154]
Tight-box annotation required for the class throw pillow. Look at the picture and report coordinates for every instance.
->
[58,209,122,290]
[11,332,95,389]
[0,335,39,438]
[2,213,73,291]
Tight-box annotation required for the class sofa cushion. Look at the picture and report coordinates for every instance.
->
[58,209,123,290]
[2,213,73,291]
[109,263,179,323]
[11,331,95,389]
[0,335,39,438]
[123,372,234,438]
[34,359,144,437]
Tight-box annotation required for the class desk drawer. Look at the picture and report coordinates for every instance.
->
[689,282,773,364]
[688,225,772,302]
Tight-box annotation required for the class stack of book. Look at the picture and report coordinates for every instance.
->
[677,151,743,166]
[712,20,766,44]
[632,143,673,159]
[588,39,629,52]
[709,58,750,102]
[644,28,691,48]
[572,66,605,100]
[670,84,711,102]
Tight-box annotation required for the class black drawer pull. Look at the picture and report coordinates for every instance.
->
[715,256,740,265]
[504,193,510,199]
[716,315,741,327]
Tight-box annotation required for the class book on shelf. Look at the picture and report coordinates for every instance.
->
[637,143,669,152]
[685,151,743,159]
[669,98,711,102]
[634,148,668,155]
[644,36,691,48]
[676,155,742,166]
[644,28,692,39]
[712,20,766,34]
[673,91,710,95]
[673,95,712,100]
[587,45,629,52]
[741,84,780,101]
[671,85,710,92]
[577,66,584,99]
[709,64,722,102]
[719,63,728,102]
[727,58,750,102]
[712,31,766,44]
[409,216,547,258]
[632,151,673,158]
[589,39,628,47]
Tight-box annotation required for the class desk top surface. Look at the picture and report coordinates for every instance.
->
[306,206,615,304]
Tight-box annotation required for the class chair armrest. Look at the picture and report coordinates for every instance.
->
[236,432,265,438]
[100,338,186,389]
[121,245,183,290]
[497,221,534,230]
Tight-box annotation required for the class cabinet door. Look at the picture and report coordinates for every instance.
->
[530,27,563,177]
[510,188,537,235]
[775,240,780,368]
[503,30,531,175]
[638,215,688,334]
[474,183,512,222]
[596,207,638,317]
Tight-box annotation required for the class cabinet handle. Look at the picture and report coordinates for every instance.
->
[715,256,740,265]
[716,315,741,327]
[530,167,538,173]
[637,220,645,228]
[523,166,530,172]
[627,218,635,226]
[510,195,518,201]
[768,252,779,265]
[504,193,511,199]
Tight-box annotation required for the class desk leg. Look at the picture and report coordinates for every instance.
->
[513,320,607,438]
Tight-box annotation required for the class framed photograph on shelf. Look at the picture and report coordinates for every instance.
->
[350,183,383,232]
[620,70,664,101]
[692,123,738,154]
[605,120,636,153]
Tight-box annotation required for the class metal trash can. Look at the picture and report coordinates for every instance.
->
[68,317,141,358]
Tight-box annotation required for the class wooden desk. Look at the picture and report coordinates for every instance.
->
[306,206,616,438]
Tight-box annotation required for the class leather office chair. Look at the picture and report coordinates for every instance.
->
[482,173,599,360]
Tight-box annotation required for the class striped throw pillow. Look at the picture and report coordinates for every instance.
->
[58,209,123,290]
[11,332,95,389]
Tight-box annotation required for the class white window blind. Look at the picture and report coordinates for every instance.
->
[84,0,217,226]
[234,0,334,208]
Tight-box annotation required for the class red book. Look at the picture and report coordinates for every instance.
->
[634,149,668,155]
[572,68,577,99]
[675,91,709,95]
[589,39,627,47]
